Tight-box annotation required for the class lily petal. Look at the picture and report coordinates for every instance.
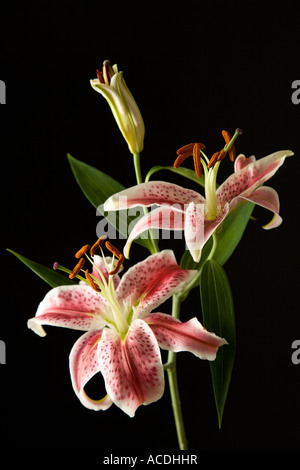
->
[217,150,293,209]
[184,202,205,263]
[144,313,227,360]
[104,181,205,211]
[123,205,185,259]
[28,285,107,337]
[69,330,113,411]
[116,250,197,320]
[235,185,282,229]
[98,320,164,417]
[234,154,256,172]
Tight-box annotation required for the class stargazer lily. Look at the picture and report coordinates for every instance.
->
[90,60,145,154]
[104,134,293,262]
[28,240,226,417]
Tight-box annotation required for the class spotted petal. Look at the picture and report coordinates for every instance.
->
[234,185,282,229]
[123,205,185,258]
[69,329,113,411]
[116,250,197,320]
[98,319,164,417]
[144,313,227,360]
[28,285,107,337]
[103,180,205,211]
[217,150,293,209]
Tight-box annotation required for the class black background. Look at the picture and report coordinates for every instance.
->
[1,0,300,458]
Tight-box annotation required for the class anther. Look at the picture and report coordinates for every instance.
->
[208,151,222,169]
[108,255,125,276]
[105,240,124,275]
[193,143,202,178]
[105,240,122,259]
[90,236,108,257]
[96,69,104,84]
[69,258,85,279]
[174,142,206,175]
[222,130,236,162]
[75,244,90,259]
[102,60,114,85]
[85,270,101,292]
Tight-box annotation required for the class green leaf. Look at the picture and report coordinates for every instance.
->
[7,249,76,288]
[67,154,153,252]
[145,165,205,188]
[213,202,255,266]
[180,202,255,270]
[200,259,236,428]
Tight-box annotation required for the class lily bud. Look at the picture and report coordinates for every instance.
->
[90,61,145,154]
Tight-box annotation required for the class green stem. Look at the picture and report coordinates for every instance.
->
[132,152,159,253]
[166,294,188,450]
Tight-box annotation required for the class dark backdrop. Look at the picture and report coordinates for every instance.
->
[1,1,299,459]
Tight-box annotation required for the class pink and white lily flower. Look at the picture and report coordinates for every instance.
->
[104,149,293,262]
[28,248,226,417]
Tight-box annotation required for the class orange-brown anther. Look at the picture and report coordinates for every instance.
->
[105,240,124,275]
[222,130,236,161]
[176,143,195,155]
[208,151,221,169]
[69,258,85,279]
[108,255,125,276]
[193,143,202,178]
[85,269,101,292]
[173,151,191,168]
[75,244,90,259]
[90,236,108,257]
[105,240,122,258]
[174,142,205,175]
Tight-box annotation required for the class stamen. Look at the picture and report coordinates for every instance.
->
[102,60,114,85]
[108,255,124,276]
[173,151,191,168]
[222,130,236,162]
[193,143,202,178]
[90,236,108,257]
[75,244,90,259]
[208,151,222,169]
[96,69,104,84]
[176,143,195,155]
[105,240,122,259]
[85,270,101,292]
[105,240,124,275]
[69,258,85,279]
[174,142,206,175]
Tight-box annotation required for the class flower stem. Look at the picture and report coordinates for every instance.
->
[166,294,188,450]
[132,152,159,253]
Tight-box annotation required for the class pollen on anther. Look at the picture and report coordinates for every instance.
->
[75,244,90,259]
[109,255,124,276]
[105,240,122,259]
[85,270,101,292]
[90,236,108,257]
[193,143,202,178]
[69,258,85,279]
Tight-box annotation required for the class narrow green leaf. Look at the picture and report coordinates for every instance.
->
[213,202,255,266]
[145,165,205,188]
[67,153,153,252]
[7,249,75,288]
[200,259,236,428]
